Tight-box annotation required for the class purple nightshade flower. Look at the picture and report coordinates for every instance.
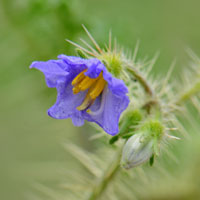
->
[30,55,129,135]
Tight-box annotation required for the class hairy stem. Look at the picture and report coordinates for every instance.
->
[175,80,200,105]
[126,65,154,96]
[87,62,159,199]
[87,146,122,200]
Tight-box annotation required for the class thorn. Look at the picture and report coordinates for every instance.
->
[132,40,140,62]
[114,37,117,53]
[66,39,95,56]
[166,127,178,131]
[89,134,105,141]
[165,133,181,140]
[109,29,112,51]
[79,38,99,55]
[159,59,176,97]
[82,24,103,54]
[185,47,200,62]
[146,52,160,75]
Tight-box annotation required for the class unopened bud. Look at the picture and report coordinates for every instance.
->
[121,133,153,169]
[121,120,164,169]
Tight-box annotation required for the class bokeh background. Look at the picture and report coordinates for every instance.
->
[1,0,200,199]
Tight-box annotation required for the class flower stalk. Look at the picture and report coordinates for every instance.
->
[87,62,162,199]
[87,145,123,200]
[126,65,154,96]
[175,80,200,105]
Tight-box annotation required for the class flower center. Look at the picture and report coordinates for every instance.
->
[72,70,107,111]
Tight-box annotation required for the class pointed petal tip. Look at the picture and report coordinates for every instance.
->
[106,128,119,136]
[29,61,38,69]
[57,54,66,59]
[47,109,55,119]
[109,132,118,136]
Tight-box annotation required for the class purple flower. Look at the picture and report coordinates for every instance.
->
[30,55,129,135]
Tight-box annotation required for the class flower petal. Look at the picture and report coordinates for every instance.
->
[30,60,68,88]
[58,55,87,74]
[83,86,130,135]
[103,72,128,96]
[48,79,87,126]
[83,59,104,78]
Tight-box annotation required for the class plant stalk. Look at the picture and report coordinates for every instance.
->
[126,65,154,96]
[175,80,200,105]
[87,146,122,200]
[87,62,161,199]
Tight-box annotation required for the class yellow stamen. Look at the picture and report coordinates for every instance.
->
[89,75,106,99]
[72,86,81,94]
[78,76,98,91]
[71,69,87,86]
[76,95,94,111]
[86,109,91,113]
[72,70,107,111]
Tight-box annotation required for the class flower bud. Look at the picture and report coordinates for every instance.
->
[121,121,164,169]
[121,133,153,169]
[99,52,122,77]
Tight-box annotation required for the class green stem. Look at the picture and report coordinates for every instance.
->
[175,80,200,105]
[126,64,160,113]
[87,146,122,200]
[87,63,157,200]
[126,65,154,96]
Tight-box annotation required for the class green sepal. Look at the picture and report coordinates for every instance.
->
[76,48,88,58]
[149,154,154,166]
[109,135,119,144]
[119,110,142,136]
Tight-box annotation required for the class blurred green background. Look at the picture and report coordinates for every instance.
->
[1,0,200,199]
